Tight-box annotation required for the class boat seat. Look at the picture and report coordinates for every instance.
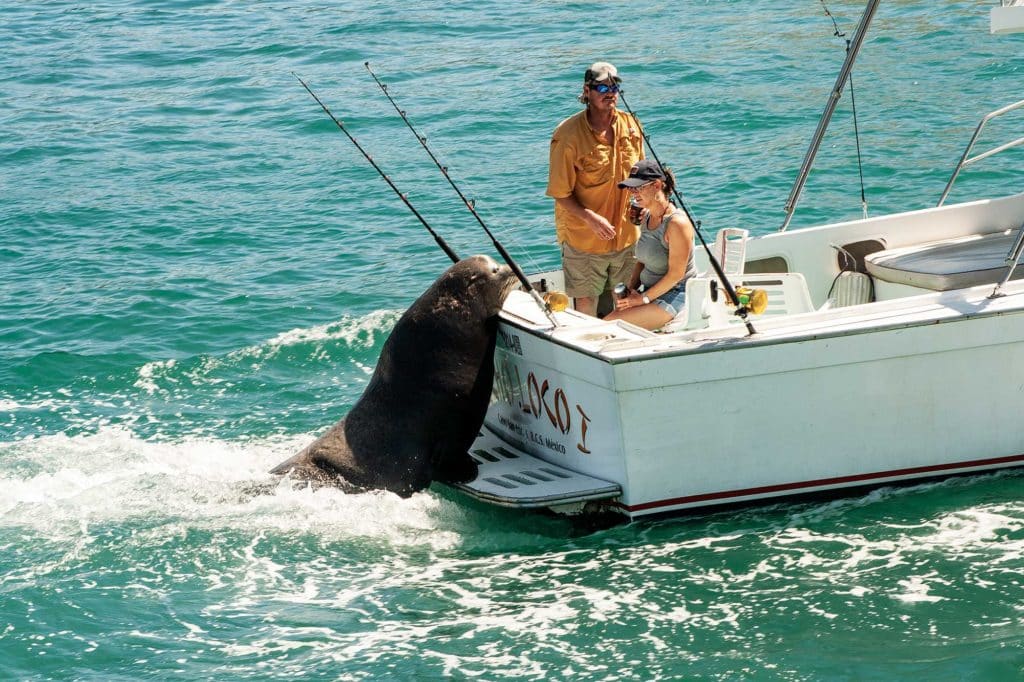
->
[712,228,749,277]
[864,229,1022,291]
[661,272,814,332]
[741,273,814,317]
[819,271,873,309]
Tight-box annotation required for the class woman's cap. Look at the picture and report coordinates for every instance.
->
[618,159,666,188]
[584,61,621,84]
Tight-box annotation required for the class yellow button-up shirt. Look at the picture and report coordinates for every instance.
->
[546,109,645,254]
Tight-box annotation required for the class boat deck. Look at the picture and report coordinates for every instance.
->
[500,273,1024,362]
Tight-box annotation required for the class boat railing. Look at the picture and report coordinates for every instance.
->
[937,98,1024,207]
[779,0,881,232]
[990,222,1024,298]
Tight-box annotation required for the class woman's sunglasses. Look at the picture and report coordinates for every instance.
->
[627,180,656,192]
[590,83,621,94]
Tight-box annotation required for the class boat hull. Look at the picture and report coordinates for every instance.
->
[481,302,1024,519]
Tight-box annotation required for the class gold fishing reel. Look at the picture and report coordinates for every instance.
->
[726,286,769,315]
[543,291,570,312]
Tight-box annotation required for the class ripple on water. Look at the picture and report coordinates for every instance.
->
[3,0,1024,678]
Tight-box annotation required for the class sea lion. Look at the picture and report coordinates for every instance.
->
[270,255,519,496]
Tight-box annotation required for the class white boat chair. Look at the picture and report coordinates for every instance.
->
[712,228,749,278]
[661,272,815,332]
[659,228,749,332]
[819,271,874,310]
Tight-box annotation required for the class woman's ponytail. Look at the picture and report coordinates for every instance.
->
[662,166,677,199]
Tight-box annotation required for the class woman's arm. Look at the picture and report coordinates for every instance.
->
[613,261,647,310]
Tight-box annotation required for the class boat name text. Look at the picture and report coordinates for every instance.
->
[493,358,592,455]
[497,329,523,356]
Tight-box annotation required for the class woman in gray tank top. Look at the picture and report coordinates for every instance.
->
[604,159,695,330]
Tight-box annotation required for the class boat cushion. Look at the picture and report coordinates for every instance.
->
[864,230,1021,291]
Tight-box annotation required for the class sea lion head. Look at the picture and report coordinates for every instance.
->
[436,255,519,318]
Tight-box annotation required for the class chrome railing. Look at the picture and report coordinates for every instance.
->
[779,0,881,232]
[938,98,1024,207]
[990,221,1024,299]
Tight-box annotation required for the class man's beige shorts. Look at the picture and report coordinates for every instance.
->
[561,242,637,299]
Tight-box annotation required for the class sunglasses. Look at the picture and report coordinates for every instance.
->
[590,83,621,94]
[627,180,656,192]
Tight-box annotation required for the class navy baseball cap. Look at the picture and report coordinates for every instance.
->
[618,159,666,188]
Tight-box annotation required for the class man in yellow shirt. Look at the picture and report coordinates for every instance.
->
[547,61,645,316]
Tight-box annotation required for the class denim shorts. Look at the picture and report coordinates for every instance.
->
[652,282,687,317]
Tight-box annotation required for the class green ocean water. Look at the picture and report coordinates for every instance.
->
[3,1,1024,679]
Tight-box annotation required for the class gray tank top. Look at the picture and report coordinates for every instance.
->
[636,207,696,289]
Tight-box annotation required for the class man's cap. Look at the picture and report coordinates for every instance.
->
[584,61,621,84]
[618,159,666,188]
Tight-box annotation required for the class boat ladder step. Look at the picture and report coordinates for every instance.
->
[453,425,621,510]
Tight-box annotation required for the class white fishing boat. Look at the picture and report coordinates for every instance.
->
[992,0,1024,34]
[452,1,1024,519]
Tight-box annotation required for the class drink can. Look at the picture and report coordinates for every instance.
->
[627,199,643,225]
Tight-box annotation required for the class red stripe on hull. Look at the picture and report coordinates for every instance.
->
[620,453,1024,513]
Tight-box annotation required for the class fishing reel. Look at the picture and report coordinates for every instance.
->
[725,285,769,315]
[543,291,570,312]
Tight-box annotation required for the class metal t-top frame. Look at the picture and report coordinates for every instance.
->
[779,0,882,233]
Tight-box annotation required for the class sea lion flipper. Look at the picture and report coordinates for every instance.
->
[431,442,479,484]
[269,452,305,476]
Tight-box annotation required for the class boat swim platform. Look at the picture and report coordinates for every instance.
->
[454,425,621,512]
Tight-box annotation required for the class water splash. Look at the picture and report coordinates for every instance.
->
[0,426,476,552]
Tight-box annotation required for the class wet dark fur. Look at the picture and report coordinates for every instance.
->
[270,255,518,497]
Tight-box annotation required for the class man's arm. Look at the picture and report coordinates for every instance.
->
[548,133,615,240]
[553,196,616,241]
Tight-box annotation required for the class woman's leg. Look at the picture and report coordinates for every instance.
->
[603,303,673,330]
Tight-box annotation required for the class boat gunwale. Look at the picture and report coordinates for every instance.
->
[499,282,1024,365]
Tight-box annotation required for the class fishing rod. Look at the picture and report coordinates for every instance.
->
[618,92,757,336]
[294,73,460,264]
[364,62,561,327]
